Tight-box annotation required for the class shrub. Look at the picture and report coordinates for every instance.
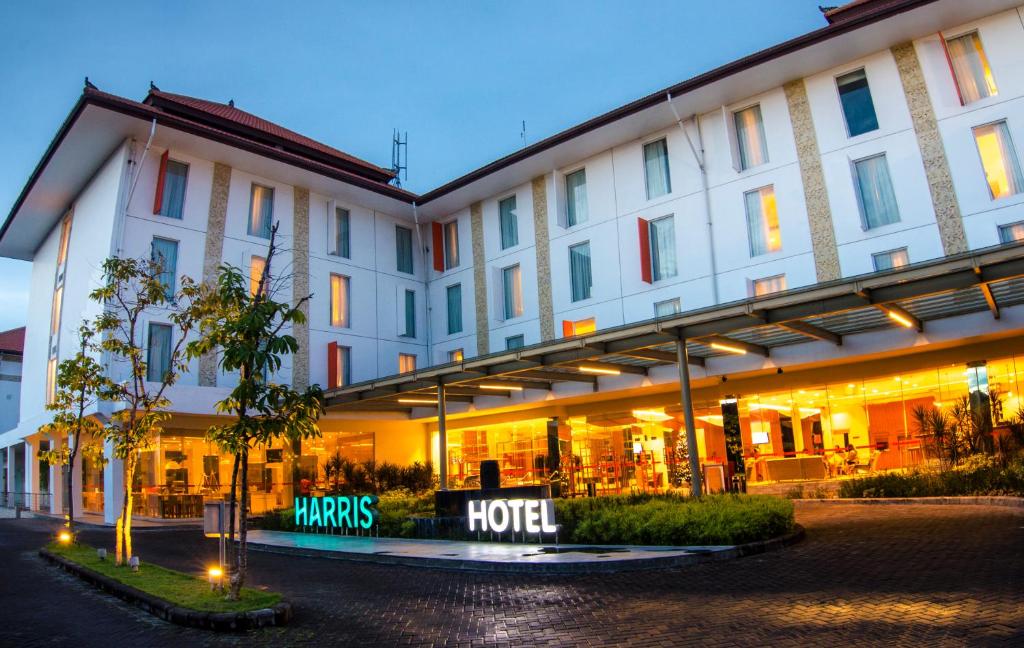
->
[839,456,1024,498]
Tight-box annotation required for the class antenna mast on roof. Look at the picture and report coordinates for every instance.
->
[390,129,407,187]
[521,120,527,147]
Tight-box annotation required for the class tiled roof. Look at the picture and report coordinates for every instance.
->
[0,327,25,355]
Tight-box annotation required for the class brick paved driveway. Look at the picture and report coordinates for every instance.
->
[1,504,1021,647]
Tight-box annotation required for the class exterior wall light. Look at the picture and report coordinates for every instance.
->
[710,342,747,355]
[577,365,621,375]
[397,397,439,405]
[478,383,523,391]
[886,309,915,328]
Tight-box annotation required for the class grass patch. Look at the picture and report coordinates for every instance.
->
[839,455,1024,499]
[47,542,280,613]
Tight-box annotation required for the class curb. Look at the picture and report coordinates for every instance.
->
[245,525,805,574]
[794,496,1024,508]
[38,549,292,631]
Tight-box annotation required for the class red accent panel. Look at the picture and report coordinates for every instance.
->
[562,320,574,337]
[153,150,169,214]
[638,217,652,283]
[938,32,964,106]
[327,341,338,388]
[431,222,444,272]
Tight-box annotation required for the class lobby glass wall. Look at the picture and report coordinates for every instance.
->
[301,430,376,493]
[445,420,548,489]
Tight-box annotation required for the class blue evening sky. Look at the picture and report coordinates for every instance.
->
[0,0,828,331]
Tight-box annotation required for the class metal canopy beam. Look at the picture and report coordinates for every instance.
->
[975,266,1000,319]
[619,348,687,364]
[777,320,842,345]
[679,314,765,339]
[567,360,648,376]
[466,378,552,391]
[877,303,923,332]
[541,345,606,366]
[703,335,768,357]
[602,331,679,353]
[514,369,598,384]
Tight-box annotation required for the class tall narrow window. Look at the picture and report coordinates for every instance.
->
[854,154,900,229]
[565,169,588,226]
[648,216,677,281]
[505,335,525,350]
[872,248,909,271]
[399,353,417,373]
[248,184,274,239]
[46,357,57,405]
[443,220,459,269]
[643,139,671,199]
[337,345,351,387]
[837,69,879,137]
[945,31,998,104]
[499,196,519,248]
[146,323,172,382]
[150,237,178,299]
[157,159,188,219]
[973,122,1023,200]
[56,215,72,267]
[734,105,768,170]
[753,275,786,297]
[249,255,267,296]
[446,283,463,335]
[50,285,63,337]
[998,221,1024,244]
[330,274,350,328]
[502,265,523,319]
[655,298,681,318]
[402,289,416,338]
[448,349,464,362]
[395,225,413,274]
[333,207,351,258]
[569,242,593,302]
[744,187,781,256]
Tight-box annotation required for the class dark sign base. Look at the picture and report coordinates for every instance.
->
[434,485,552,517]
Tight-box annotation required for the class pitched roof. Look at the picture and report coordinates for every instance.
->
[0,327,25,355]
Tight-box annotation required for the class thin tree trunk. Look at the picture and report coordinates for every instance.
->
[66,437,78,533]
[230,447,249,601]
[227,451,240,577]
[123,457,135,563]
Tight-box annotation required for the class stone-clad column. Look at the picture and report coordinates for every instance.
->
[199,162,232,387]
[531,175,556,341]
[470,202,489,357]
[784,79,841,282]
[891,41,967,256]
[291,187,310,390]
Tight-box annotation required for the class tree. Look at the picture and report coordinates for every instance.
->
[189,223,324,600]
[38,324,115,534]
[91,256,210,565]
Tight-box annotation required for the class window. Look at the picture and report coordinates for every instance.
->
[562,317,596,337]
[973,122,1023,200]
[734,105,768,170]
[837,69,879,137]
[446,284,463,335]
[56,215,72,267]
[249,255,267,296]
[396,225,414,274]
[744,187,781,256]
[156,158,188,219]
[248,184,274,239]
[569,242,593,302]
[872,248,909,271]
[853,154,900,229]
[399,353,417,373]
[499,196,519,249]
[402,289,416,337]
[648,216,677,281]
[565,169,588,226]
[998,221,1024,244]
[643,139,671,199]
[502,265,523,319]
[443,220,459,269]
[46,357,57,405]
[330,274,350,327]
[331,207,350,258]
[328,343,352,388]
[753,275,786,297]
[448,349,464,362]
[506,335,525,350]
[150,237,178,299]
[146,323,172,382]
[50,285,63,337]
[945,31,997,104]
[655,298,681,318]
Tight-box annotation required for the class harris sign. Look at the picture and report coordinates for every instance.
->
[294,495,379,530]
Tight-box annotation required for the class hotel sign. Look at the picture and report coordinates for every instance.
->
[467,498,558,534]
[294,495,378,530]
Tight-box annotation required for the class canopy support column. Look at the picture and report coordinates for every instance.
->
[676,339,703,497]
[437,384,448,491]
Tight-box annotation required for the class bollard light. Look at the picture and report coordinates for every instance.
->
[58,531,72,544]
[129,556,140,571]
[208,566,223,591]
[97,548,107,560]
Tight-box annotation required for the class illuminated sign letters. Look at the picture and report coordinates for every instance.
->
[467,498,557,534]
[294,495,379,530]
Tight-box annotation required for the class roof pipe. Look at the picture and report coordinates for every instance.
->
[667,93,719,305]
[412,201,433,361]
[114,118,157,257]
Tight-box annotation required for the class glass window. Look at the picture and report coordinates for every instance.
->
[402,289,416,337]
[45,357,57,405]
[945,31,998,104]
[649,215,677,281]
[998,221,1024,244]
[753,274,786,297]
[506,335,525,350]
[643,139,671,199]
[56,215,72,267]
[50,285,63,337]
[395,225,414,274]
[836,69,879,137]
[336,345,352,387]
[854,154,900,229]
[565,169,588,226]
[249,255,267,296]
[159,159,188,219]
[333,207,350,258]
[146,323,172,382]
[744,186,781,256]
[499,196,519,249]
[448,349,464,362]
[502,265,523,319]
[443,220,459,269]
[973,122,1023,200]
[563,318,596,337]
[446,283,462,335]
[247,184,274,239]
[399,353,416,373]
[330,274,349,327]
[569,242,592,302]
[150,237,178,299]
[872,248,909,271]
[655,298,680,317]
[734,105,768,170]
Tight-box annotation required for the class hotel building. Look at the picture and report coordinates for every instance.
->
[3,0,1024,522]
